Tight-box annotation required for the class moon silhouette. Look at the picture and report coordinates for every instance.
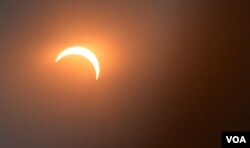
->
[55,46,100,80]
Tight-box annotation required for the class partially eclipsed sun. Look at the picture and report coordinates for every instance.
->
[55,46,100,80]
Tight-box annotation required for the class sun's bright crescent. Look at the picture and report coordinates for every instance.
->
[55,46,100,80]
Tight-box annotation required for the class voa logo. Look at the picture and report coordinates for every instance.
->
[226,136,246,143]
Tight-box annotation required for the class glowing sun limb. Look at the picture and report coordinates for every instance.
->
[55,46,100,80]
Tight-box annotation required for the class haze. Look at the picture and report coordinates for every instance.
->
[0,1,249,148]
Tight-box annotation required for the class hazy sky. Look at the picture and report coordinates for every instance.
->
[0,1,249,148]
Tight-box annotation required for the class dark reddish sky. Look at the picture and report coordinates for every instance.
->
[0,1,249,148]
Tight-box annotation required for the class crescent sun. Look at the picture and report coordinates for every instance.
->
[55,46,100,80]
